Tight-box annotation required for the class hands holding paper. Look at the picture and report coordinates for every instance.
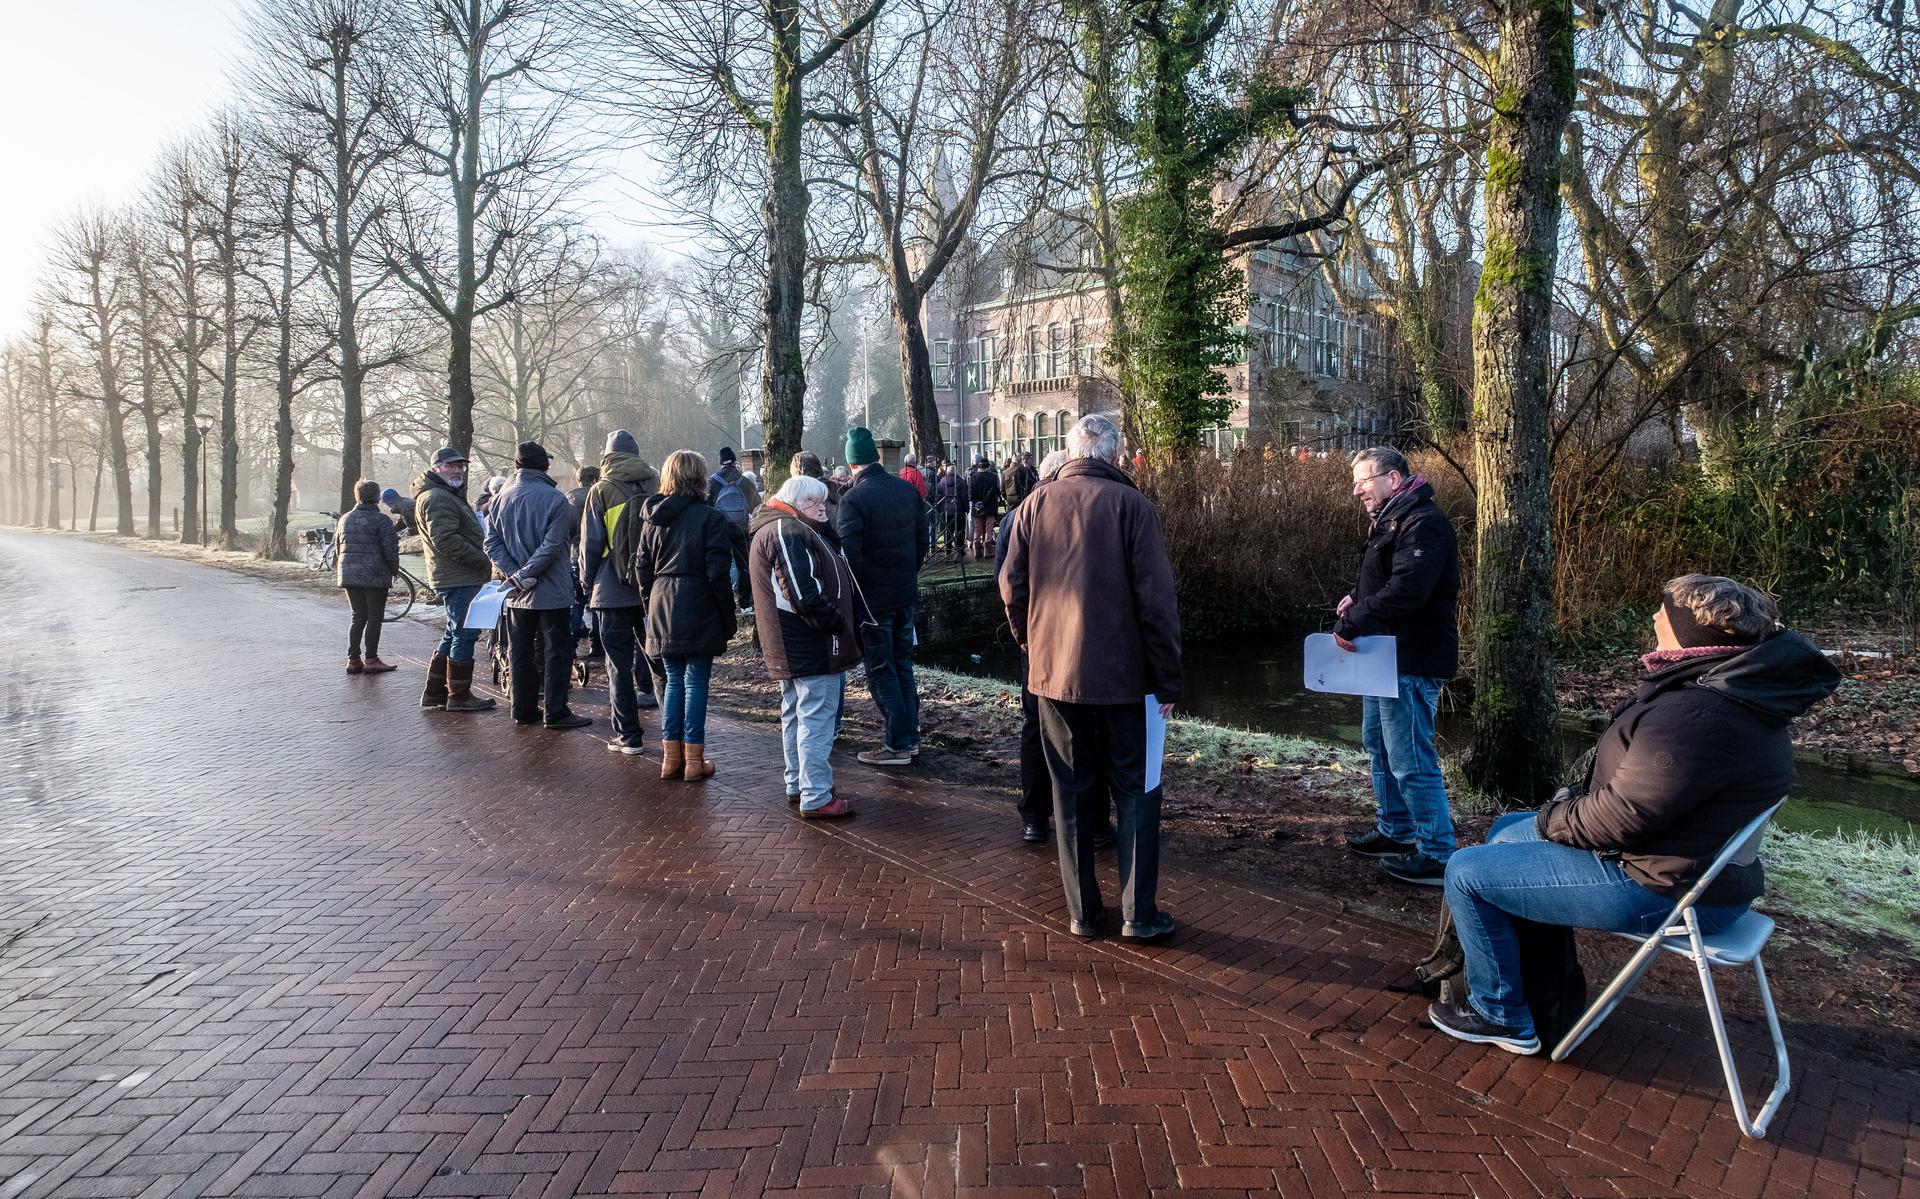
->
[1157,701,1174,718]
[1333,594,1356,651]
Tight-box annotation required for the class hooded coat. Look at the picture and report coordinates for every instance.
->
[1535,632,1842,905]
[748,503,863,680]
[412,471,491,589]
[579,451,660,609]
[634,492,736,658]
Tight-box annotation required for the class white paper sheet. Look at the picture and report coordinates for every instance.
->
[1302,633,1400,698]
[1145,694,1167,791]
[460,580,514,631]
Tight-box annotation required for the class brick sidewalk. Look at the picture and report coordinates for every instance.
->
[1,532,1913,1198]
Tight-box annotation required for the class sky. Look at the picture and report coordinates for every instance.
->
[0,0,681,339]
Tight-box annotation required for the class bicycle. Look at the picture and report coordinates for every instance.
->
[300,513,340,571]
[383,566,426,623]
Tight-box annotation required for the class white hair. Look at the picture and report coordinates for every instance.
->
[774,475,828,507]
[1038,449,1070,478]
[1065,414,1122,462]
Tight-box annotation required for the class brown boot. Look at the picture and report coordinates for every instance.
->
[347,658,364,675]
[420,652,449,708]
[682,743,715,781]
[444,660,497,712]
[363,656,398,674]
[660,740,684,780]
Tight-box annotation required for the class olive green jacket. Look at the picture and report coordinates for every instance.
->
[412,472,492,589]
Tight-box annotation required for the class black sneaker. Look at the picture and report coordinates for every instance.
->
[1121,911,1177,941]
[637,692,659,710]
[606,735,645,756]
[1022,821,1050,844]
[1381,851,1447,885]
[544,712,593,730]
[1427,999,1540,1055]
[1346,828,1416,858]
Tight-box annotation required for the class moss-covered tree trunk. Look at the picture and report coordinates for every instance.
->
[1463,0,1574,806]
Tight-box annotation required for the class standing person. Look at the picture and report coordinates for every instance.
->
[1334,446,1462,885]
[582,430,661,754]
[750,474,863,818]
[967,455,1003,558]
[566,464,601,656]
[635,450,737,781]
[484,442,592,730]
[336,479,400,676]
[709,446,762,611]
[413,447,496,713]
[899,454,928,500]
[792,451,841,524]
[837,426,929,767]
[1004,452,1038,508]
[1001,414,1183,941]
[934,460,967,554]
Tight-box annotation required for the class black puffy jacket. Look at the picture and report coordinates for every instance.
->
[634,493,737,659]
[1536,632,1841,906]
[1333,480,1460,680]
[835,464,927,614]
[335,503,399,590]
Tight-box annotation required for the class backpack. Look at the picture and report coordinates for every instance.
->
[606,481,645,588]
[1409,900,1589,1050]
[714,471,750,528]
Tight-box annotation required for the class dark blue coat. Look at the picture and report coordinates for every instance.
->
[835,464,928,614]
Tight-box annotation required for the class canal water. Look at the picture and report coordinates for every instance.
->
[926,633,1920,838]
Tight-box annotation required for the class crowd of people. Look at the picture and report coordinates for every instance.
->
[332,421,1840,1057]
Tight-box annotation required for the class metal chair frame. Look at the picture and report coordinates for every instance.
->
[1550,798,1790,1138]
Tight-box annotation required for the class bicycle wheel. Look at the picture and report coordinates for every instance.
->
[383,571,417,622]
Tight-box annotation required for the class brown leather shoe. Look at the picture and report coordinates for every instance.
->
[346,659,364,675]
[362,657,398,674]
[799,792,854,819]
[682,743,715,781]
[444,660,496,711]
[659,740,684,780]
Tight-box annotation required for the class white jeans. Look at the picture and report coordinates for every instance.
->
[780,673,842,809]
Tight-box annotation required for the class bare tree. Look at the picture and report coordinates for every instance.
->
[471,225,612,459]
[121,228,177,537]
[148,145,217,544]
[382,0,577,456]
[45,209,138,537]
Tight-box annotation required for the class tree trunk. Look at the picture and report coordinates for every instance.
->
[758,1,810,491]
[89,453,105,532]
[177,197,204,545]
[1462,0,1573,806]
[86,260,137,537]
[890,278,946,461]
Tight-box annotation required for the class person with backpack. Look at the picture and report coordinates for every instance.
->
[634,451,737,782]
[708,446,762,611]
[581,430,661,755]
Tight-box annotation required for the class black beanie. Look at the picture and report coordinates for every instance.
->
[1660,597,1756,648]
[719,446,737,465]
[515,441,550,472]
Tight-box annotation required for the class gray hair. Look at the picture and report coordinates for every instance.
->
[1065,414,1122,462]
[773,474,828,507]
[1351,446,1410,477]
[1663,574,1780,640]
[1038,448,1070,479]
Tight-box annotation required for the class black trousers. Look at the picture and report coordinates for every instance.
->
[726,525,752,606]
[345,587,383,659]
[507,607,573,723]
[1019,652,1111,831]
[1036,697,1161,925]
[595,606,665,742]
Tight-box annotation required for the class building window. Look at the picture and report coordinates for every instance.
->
[1024,326,1041,381]
[1048,323,1066,378]
[1071,319,1092,374]
[1329,312,1345,379]
[1057,409,1073,447]
[1036,411,1053,456]
[932,338,952,390]
[977,333,997,392]
[980,417,1000,462]
[1013,413,1028,453]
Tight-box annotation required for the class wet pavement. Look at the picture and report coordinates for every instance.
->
[1,530,1914,1198]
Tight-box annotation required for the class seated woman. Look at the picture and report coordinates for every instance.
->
[1431,574,1840,1054]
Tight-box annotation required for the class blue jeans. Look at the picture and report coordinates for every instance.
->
[435,584,483,663]
[781,674,841,810]
[861,605,919,751]
[661,656,713,745]
[1361,674,1455,861]
[1445,812,1750,1032]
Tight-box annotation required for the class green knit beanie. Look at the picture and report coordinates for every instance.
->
[845,426,878,466]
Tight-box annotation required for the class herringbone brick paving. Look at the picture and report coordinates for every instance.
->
[1,532,1913,1198]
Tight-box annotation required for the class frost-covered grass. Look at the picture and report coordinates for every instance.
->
[1758,825,1920,951]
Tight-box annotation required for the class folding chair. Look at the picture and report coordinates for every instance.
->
[1551,799,1790,1138]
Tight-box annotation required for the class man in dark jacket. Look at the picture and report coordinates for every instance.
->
[1004,452,1038,508]
[485,441,591,730]
[1428,575,1841,1055]
[565,464,600,653]
[835,426,929,766]
[967,456,1003,558]
[581,430,661,753]
[1001,414,1183,942]
[708,446,763,609]
[413,447,496,712]
[1334,446,1462,885]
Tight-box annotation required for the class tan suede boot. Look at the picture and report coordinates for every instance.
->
[659,740,684,780]
[682,743,715,781]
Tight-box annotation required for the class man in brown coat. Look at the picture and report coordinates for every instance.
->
[1000,414,1184,941]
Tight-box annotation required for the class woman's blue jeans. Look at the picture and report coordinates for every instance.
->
[661,656,713,745]
[1444,812,1749,1032]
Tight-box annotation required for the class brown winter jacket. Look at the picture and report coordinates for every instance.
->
[1535,632,1841,906]
[748,502,863,680]
[998,456,1184,706]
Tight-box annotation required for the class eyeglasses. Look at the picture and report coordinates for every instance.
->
[1353,471,1392,485]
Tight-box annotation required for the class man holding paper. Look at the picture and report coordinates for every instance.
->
[1001,414,1183,942]
[1334,447,1461,885]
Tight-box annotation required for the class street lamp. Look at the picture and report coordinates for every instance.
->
[195,414,214,547]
